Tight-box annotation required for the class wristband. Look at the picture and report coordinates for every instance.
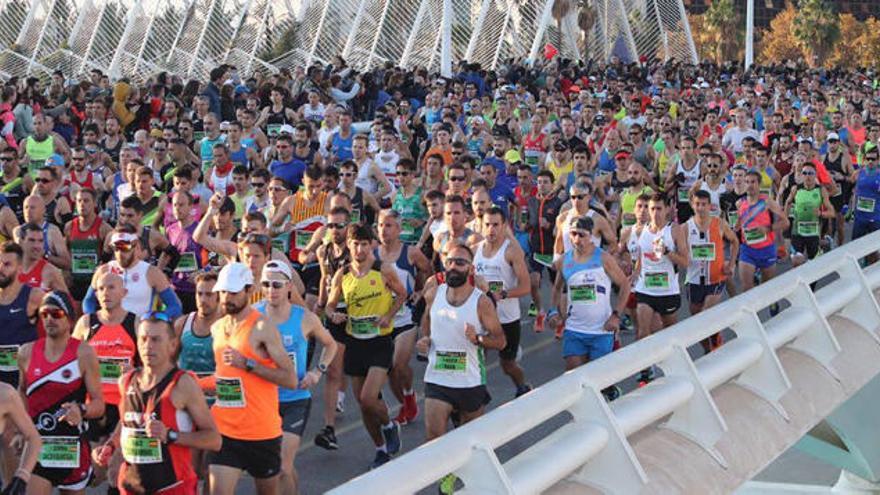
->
[79,403,87,418]
[245,359,256,372]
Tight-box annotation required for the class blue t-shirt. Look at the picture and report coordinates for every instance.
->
[489,181,516,218]
[270,158,306,190]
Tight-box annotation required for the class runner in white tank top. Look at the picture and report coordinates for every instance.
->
[424,284,486,389]
[107,259,153,314]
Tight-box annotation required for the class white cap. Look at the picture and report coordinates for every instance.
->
[213,262,254,293]
[261,260,293,281]
[827,132,840,141]
[278,124,295,135]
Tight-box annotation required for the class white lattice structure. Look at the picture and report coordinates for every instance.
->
[0,0,696,81]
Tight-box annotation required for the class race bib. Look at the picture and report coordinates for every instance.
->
[350,208,361,224]
[760,188,772,199]
[267,124,282,138]
[487,281,503,293]
[691,243,716,261]
[532,253,553,267]
[678,188,690,203]
[39,436,79,469]
[727,211,739,227]
[295,230,313,250]
[570,284,597,304]
[215,377,246,408]
[621,214,636,228]
[0,345,19,372]
[797,221,819,237]
[744,228,767,245]
[72,253,98,274]
[271,237,286,254]
[350,316,379,337]
[287,351,297,370]
[857,196,876,213]
[98,357,128,384]
[121,428,163,465]
[175,252,198,273]
[434,351,467,372]
[193,131,205,142]
[645,272,670,289]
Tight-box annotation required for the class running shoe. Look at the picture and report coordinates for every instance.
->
[554,321,564,340]
[382,421,402,455]
[336,392,345,414]
[370,450,392,469]
[515,384,532,397]
[439,474,458,494]
[314,425,338,450]
[535,312,545,332]
[528,303,537,317]
[404,393,419,423]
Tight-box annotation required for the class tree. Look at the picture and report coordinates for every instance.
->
[791,0,839,67]
[828,14,867,69]
[854,18,880,69]
[702,0,741,62]
[759,2,803,64]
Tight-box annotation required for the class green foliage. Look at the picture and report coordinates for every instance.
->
[791,0,839,66]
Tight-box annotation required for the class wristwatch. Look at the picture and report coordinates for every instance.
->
[245,359,256,372]
[500,289,508,300]
[317,363,328,374]
[167,430,179,444]
[477,335,485,346]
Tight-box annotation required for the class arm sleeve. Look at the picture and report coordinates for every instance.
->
[159,287,183,319]
[83,285,99,314]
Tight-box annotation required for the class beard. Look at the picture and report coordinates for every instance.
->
[0,273,13,289]
[223,300,247,316]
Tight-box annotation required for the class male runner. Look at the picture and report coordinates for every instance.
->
[736,170,789,292]
[851,147,880,261]
[784,163,835,267]
[633,194,689,384]
[207,262,297,495]
[0,381,41,494]
[376,209,431,425]
[16,223,67,293]
[685,191,739,353]
[65,189,111,300]
[18,291,104,495]
[474,206,532,397]
[325,225,407,469]
[526,170,563,331]
[255,260,337,495]
[92,312,222,495]
[0,241,43,390]
[550,216,630,399]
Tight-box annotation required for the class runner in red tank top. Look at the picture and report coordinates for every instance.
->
[93,313,221,495]
[18,291,104,494]
[17,222,68,293]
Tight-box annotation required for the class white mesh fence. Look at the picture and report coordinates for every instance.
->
[0,0,695,81]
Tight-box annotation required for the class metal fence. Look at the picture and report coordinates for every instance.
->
[0,0,696,81]
[328,231,880,494]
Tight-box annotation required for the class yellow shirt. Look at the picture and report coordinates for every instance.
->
[341,260,394,338]
[548,159,573,189]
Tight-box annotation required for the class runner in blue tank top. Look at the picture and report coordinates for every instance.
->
[256,261,337,495]
[0,242,44,388]
[853,148,880,248]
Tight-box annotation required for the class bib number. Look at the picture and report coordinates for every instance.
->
[215,377,246,408]
[744,228,767,245]
[72,253,98,274]
[691,243,716,261]
[121,428,163,465]
[350,208,361,224]
[434,351,467,372]
[175,252,198,273]
[645,272,670,289]
[727,211,739,227]
[857,196,876,213]
[350,316,379,337]
[570,284,597,304]
[0,345,19,372]
[39,436,79,469]
[294,230,313,250]
[621,214,636,228]
[487,281,503,293]
[797,221,819,237]
[267,124,282,138]
[98,357,128,384]
[677,188,690,203]
[532,253,553,267]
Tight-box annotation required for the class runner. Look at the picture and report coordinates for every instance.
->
[64,189,111,300]
[633,194,689,385]
[324,225,407,469]
[16,223,67,293]
[685,191,739,353]
[555,180,617,255]
[736,170,789,293]
[254,260,337,495]
[417,240,505,494]
[92,312,222,495]
[665,135,701,222]
[165,191,205,313]
[18,291,104,495]
[0,241,43,389]
[206,262,298,495]
[474,206,532,397]
[431,196,481,273]
[784,163,835,267]
[822,132,854,248]
[549,216,630,398]
[851,147,880,262]
[17,196,68,273]
[376,209,432,425]
[0,381,41,494]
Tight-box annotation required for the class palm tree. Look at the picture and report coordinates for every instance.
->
[792,0,839,67]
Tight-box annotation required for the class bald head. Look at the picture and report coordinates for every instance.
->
[23,195,45,223]
[95,271,127,311]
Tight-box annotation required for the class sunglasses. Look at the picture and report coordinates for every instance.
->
[275,145,290,150]
[802,170,816,176]
[452,152,463,156]
[327,222,348,230]
[340,172,355,177]
[269,186,288,192]
[396,170,411,176]
[112,241,135,252]
[251,182,266,188]
[449,176,466,182]
[71,156,86,161]
[261,280,287,289]
[34,178,52,184]
[444,257,471,268]
[570,194,587,200]
[141,311,173,323]
[39,307,67,320]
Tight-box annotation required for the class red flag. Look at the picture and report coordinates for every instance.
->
[543,43,558,60]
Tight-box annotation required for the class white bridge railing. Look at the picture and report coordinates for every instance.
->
[330,231,880,495]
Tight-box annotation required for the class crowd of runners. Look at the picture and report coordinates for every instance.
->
[0,56,878,494]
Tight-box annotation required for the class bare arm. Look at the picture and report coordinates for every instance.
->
[250,318,298,389]
[170,374,222,451]
[380,262,407,328]
[506,242,531,299]
[0,384,41,478]
[475,294,506,350]
[667,224,689,269]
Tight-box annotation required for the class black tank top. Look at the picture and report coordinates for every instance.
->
[267,106,289,126]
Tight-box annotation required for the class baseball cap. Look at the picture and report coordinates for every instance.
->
[45,154,65,167]
[262,260,293,281]
[797,136,814,145]
[553,140,569,151]
[278,124,295,135]
[214,262,254,293]
[504,150,522,164]
[827,132,840,142]
[40,291,75,317]
[615,150,631,160]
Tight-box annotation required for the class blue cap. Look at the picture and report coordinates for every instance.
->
[45,153,65,167]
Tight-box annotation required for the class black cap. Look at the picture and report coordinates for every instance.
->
[41,291,75,317]
[569,215,594,232]
[554,140,569,151]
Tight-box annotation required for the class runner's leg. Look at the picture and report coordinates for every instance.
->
[424,398,453,441]
[208,465,244,495]
[279,432,302,495]
[390,329,416,406]
[323,342,345,428]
